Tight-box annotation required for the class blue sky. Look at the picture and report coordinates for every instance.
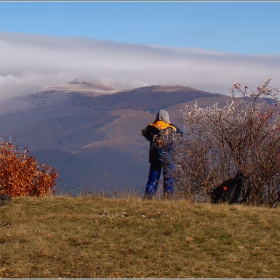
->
[1,1,279,54]
[0,1,280,99]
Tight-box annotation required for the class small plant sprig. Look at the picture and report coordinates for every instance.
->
[232,78,280,101]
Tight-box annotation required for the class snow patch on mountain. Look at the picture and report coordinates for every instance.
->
[42,79,120,96]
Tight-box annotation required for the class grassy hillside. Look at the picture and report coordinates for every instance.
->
[0,195,279,278]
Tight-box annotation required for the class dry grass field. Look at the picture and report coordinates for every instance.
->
[0,195,279,278]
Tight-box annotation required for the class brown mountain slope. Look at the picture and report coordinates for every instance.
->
[20,109,153,193]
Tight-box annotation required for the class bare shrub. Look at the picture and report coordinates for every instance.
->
[0,142,58,197]
[173,78,280,207]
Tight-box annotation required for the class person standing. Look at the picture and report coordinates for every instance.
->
[142,110,183,199]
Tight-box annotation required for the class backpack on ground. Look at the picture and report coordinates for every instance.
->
[211,171,251,204]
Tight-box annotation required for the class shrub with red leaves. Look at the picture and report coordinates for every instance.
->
[0,142,58,197]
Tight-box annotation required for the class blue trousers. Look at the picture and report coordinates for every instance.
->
[144,163,175,198]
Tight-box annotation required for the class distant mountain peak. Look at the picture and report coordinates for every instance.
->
[66,79,116,91]
[42,79,119,96]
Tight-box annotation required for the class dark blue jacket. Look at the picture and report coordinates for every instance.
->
[142,121,183,166]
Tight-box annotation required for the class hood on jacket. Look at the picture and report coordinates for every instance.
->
[155,110,170,124]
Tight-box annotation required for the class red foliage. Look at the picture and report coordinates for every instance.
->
[0,142,58,197]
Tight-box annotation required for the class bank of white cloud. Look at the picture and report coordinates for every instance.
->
[0,32,279,101]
